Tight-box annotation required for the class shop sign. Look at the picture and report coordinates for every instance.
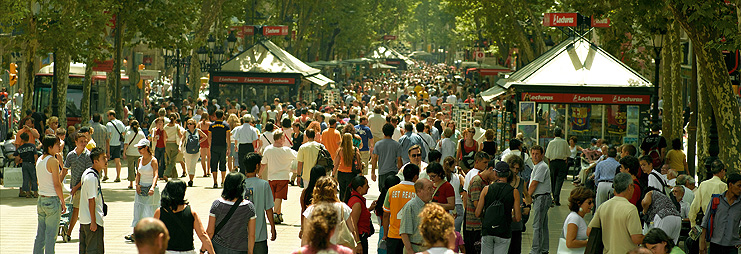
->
[385,60,401,65]
[93,59,114,72]
[543,13,578,27]
[213,76,295,84]
[383,35,397,40]
[263,26,289,36]
[591,16,611,28]
[521,92,650,105]
[230,26,255,38]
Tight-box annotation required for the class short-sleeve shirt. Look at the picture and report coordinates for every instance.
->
[91,122,109,150]
[209,121,230,147]
[65,149,93,189]
[297,141,323,178]
[79,168,104,226]
[354,124,373,151]
[399,197,426,244]
[209,198,256,251]
[665,150,686,172]
[243,177,275,242]
[14,143,37,163]
[433,181,455,204]
[106,119,126,146]
[530,160,551,195]
[261,145,297,180]
[641,134,667,152]
[465,174,488,231]
[563,211,588,241]
[588,196,642,254]
[382,181,416,239]
[321,128,342,161]
[373,139,403,175]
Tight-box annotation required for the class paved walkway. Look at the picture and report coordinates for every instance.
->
[0,162,582,253]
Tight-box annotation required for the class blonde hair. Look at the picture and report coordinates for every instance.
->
[419,203,454,247]
[226,114,240,128]
[312,176,339,204]
[340,133,354,167]
[46,116,58,126]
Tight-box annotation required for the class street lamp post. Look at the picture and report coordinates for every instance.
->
[163,47,191,109]
[651,31,666,124]
[198,32,237,99]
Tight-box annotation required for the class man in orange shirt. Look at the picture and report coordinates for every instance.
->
[15,117,40,148]
[321,118,342,161]
[382,163,420,254]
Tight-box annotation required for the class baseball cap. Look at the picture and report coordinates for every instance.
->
[494,161,510,173]
[134,139,150,148]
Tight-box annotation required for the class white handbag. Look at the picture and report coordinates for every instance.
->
[557,237,586,254]
[2,166,23,187]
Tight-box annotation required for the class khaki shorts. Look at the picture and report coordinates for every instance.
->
[360,151,371,175]
[72,191,81,208]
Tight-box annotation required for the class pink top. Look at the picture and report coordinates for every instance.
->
[291,244,353,254]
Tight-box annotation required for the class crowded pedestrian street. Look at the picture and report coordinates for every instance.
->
[2,1,741,254]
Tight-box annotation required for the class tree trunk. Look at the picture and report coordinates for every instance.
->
[81,62,93,125]
[669,2,741,175]
[56,50,71,128]
[21,0,38,119]
[670,21,683,143]
[661,33,673,141]
[113,15,124,118]
[190,0,226,100]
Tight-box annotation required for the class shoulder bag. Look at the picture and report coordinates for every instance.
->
[335,205,357,249]
[584,227,604,254]
[214,198,243,237]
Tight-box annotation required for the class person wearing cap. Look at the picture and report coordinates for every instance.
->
[126,139,160,242]
[698,173,741,253]
[233,115,259,171]
[63,132,94,241]
[475,161,521,253]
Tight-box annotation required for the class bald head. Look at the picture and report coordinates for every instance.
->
[414,178,434,203]
[134,218,169,254]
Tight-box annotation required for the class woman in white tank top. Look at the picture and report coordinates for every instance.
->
[126,139,160,241]
[34,135,67,254]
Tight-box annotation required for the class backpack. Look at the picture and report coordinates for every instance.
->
[483,183,513,236]
[646,137,663,169]
[703,194,722,241]
[315,145,334,170]
[185,130,200,154]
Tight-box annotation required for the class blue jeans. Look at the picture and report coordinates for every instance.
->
[22,162,38,192]
[155,147,166,177]
[34,196,61,254]
[530,194,551,254]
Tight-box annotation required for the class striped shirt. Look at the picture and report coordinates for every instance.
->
[65,148,93,189]
[91,122,109,151]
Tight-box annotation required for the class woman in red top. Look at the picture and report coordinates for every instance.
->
[427,163,455,212]
[151,118,168,181]
[346,175,376,254]
[619,155,644,208]
[197,112,211,177]
[457,128,479,170]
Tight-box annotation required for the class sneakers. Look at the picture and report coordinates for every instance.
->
[213,183,218,189]
[181,173,187,177]
[274,213,284,224]
[114,178,121,183]
[124,234,134,242]
[18,191,26,198]
[32,191,39,198]
[102,176,109,182]
[188,181,193,187]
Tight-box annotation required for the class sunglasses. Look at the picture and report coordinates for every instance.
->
[410,154,422,158]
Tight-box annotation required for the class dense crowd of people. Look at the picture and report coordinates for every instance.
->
[7,62,741,254]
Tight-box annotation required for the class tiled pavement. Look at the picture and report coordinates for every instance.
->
[0,163,583,253]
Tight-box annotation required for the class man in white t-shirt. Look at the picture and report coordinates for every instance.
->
[79,147,107,253]
[261,130,297,224]
[106,110,126,183]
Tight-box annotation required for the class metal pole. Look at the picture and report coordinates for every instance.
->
[687,41,698,178]
[652,48,661,124]
[52,50,58,116]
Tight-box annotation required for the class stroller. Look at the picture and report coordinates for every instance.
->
[57,196,74,242]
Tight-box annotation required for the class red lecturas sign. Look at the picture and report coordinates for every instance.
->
[263,26,289,36]
[521,92,650,105]
[543,13,578,27]
[213,76,295,84]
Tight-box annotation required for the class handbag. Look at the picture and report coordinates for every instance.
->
[558,238,586,254]
[584,227,604,254]
[335,206,357,249]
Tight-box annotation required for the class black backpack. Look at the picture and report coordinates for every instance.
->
[483,183,513,236]
[315,145,334,171]
[185,130,200,154]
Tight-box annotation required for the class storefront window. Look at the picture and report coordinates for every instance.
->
[568,104,604,148]
[218,84,292,105]
[536,103,566,147]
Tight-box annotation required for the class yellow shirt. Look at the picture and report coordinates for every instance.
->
[689,176,728,227]
[588,196,643,254]
[382,182,416,239]
[665,149,686,172]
